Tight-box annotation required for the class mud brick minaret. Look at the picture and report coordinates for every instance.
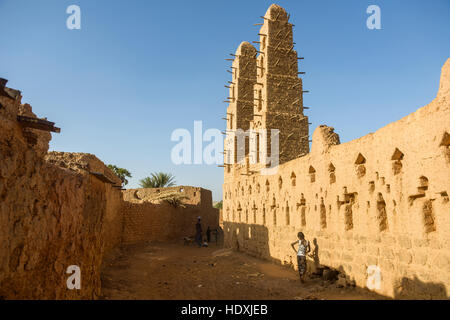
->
[224,42,257,170]
[224,4,309,176]
[251,4,310,165]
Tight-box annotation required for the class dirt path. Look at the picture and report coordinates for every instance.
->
[100,242,386,300]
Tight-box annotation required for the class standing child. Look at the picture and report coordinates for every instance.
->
[195,217,203,248]
[206,226,211,243]
[291,232,310,283]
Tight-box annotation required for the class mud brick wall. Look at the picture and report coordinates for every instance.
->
[45,152,125,254]
[122,187,219,243]
[0,88,219,299]
[0,93,124,299]
[102,185,125,253]
[222,4,450,300]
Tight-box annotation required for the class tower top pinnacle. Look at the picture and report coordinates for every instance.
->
[264,4,288,21]
[235,41,256,56]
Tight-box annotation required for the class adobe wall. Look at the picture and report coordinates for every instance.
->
[121,187,220,243]
[0,83,220,299]
[0,91,125,299]
[45,152,126,254]
[222,59,450,299]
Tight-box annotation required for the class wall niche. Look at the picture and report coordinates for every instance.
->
[439,131,450,163]
[285,201,290,226]
[355,153,366,178]
[328,163,336,184]
[377,193,388,232]
[309,166,316,183]
[391,148,404,175]
[320,198,327,229]
[291,172,296,186]
[423,200,436,233]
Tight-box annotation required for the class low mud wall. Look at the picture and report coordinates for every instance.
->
[122,187,220,243]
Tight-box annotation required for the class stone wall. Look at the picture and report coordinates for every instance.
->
[222,4,450,299]
[122,187,220,243]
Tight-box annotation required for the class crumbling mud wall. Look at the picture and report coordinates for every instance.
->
[0,87,125,299]
[222,5,450,299]
[0,84,220,299]
[45,152,126,254]
[121,187,220,243]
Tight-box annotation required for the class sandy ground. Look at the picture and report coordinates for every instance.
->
[100,242,386,300]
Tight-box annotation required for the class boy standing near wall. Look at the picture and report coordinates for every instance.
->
[206,226,211,243]
[291,232,311,283]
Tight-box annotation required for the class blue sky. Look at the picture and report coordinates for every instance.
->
[0,0,449,201]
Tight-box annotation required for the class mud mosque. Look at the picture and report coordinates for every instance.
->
[222,4,450,299]
[0,4,448,300]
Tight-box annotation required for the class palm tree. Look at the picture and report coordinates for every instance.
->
[107,165,132,186]
[139,172,176,188]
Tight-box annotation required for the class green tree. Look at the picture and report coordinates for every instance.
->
[214,201,223,210]
[107,165,132,186]
[139,172,176,188]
